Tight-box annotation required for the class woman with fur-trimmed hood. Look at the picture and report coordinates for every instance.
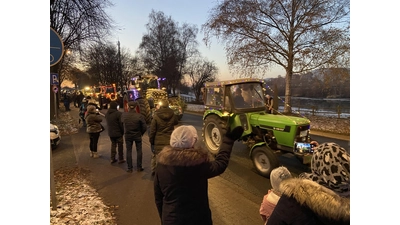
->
[267,142,350,225]
[154,125,244,225]
[85,104,103,158]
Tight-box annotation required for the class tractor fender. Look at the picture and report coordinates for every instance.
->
[202,110,227,120]
[249,142,270,158]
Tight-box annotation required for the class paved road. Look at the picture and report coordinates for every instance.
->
[52,106,349,225]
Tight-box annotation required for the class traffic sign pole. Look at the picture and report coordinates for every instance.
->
[54,91,58,120]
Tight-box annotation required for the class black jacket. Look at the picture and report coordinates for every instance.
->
[121,110,147,141]
[105,108,124,138]
[154,136,236,225]
[267,178,350,225]
[149,106,178,153]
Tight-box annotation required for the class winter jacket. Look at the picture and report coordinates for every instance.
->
[105,108,124,138]
[266,178,350,225]
[149,106,178,153]
[121,110,147,141]
[154,136,236,225]
[260,189,281,224]
[85,105,103,133]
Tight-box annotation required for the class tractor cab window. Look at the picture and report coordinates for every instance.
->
[205,87,224,107]
[147,78,159,89]
[105,87,114,93]
[230,83,265,109]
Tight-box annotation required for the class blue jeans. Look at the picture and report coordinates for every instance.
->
[125,139,143,170]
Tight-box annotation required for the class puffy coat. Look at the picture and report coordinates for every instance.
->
[105,108,124,138]
[154,136,236,225]
[149,106,178,153]
[266,178,350,225]
[121,110,147,141]
[85,105,103,133]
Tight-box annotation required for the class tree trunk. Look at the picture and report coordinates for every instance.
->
[284,68,293,113]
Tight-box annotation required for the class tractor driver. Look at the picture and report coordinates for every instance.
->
[233,87,246,108]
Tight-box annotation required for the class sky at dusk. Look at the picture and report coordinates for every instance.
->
[105,0,286,81]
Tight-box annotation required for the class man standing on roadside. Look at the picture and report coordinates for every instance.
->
[149,99,178,175]
[265,94,274,114]
[122,101,147,173]
[105,101,125,164]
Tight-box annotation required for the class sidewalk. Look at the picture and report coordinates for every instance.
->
[53,106,264,225]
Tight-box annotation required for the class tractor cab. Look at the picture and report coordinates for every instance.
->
[203,80,266,114]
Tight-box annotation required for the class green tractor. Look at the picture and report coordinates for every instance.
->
[202,78,312,177]
[121,75,183,124]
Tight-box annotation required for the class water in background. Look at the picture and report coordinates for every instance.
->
[277,97,350,118]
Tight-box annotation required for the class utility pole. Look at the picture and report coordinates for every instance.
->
[117,40,122,89]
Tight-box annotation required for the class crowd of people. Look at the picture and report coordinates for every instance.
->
[74,95,350,225]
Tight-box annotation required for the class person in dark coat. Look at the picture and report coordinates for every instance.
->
[149,99,178,174]
[154,125,244,225]
[85,105,103,158]
[266,142,350,225]
[121,101,147,173]
[79,97,89,127]
[74,91,85,108]
[105,101,125,164]
[63,92,71,111]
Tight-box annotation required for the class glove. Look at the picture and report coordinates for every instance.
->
[225,126,244,141]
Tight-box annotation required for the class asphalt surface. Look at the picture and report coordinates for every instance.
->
[52,106,349,225]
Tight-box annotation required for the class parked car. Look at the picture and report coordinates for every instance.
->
[50,123,61,149]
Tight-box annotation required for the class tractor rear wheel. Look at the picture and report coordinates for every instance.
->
[123,94,130,112]
[202,115,227,155]
[136,98,152,124]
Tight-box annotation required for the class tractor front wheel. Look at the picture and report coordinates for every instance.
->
[251,145,279,178]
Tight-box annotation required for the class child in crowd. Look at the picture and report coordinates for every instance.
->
[259,166,292,224]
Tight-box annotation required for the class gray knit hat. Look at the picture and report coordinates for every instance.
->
[170,125,198,149]
[270,166,292,193]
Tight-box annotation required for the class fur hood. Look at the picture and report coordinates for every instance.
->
[157,145,213,167]
[280,178,350,221]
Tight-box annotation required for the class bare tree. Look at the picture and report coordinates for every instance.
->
[185,57,218,102]
[50,0,114,119]
[138,10,199,95]
[202,0,349,113]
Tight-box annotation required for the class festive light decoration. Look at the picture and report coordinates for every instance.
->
[263,82,310,120]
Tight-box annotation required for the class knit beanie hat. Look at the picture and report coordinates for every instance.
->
[299,142,350,196]
[170,125,198,149]
[109,101,118,109]
[270,166,292,193]
[128,101,137,109]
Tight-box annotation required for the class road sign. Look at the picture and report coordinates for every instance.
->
[50,27,64,67]
[53,85,58,93]
[51,73,59,85]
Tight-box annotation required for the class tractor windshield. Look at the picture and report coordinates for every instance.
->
[105,87,114,93]
[230,83,265,109]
